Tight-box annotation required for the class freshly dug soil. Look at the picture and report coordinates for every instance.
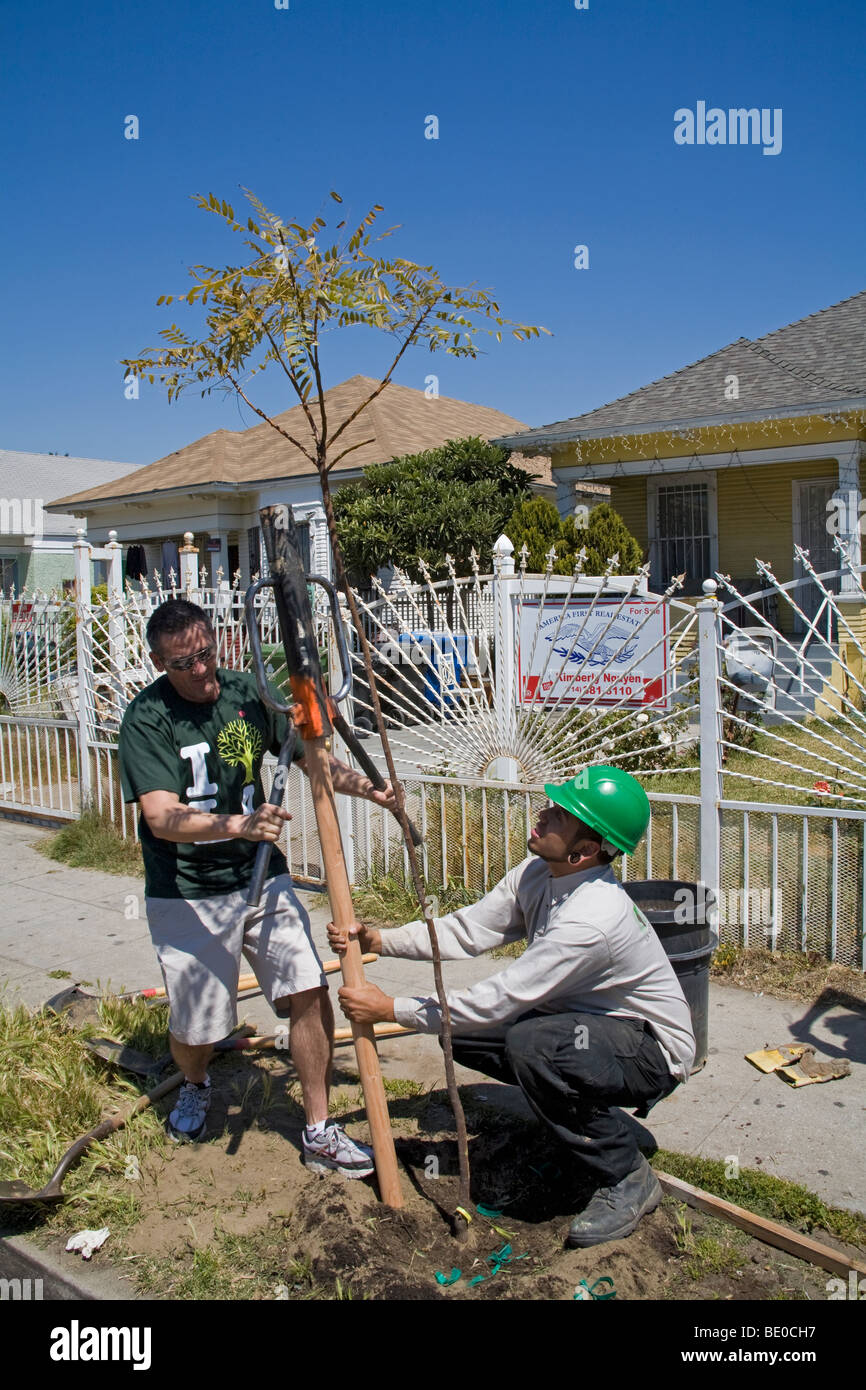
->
[115,1052,842,1301]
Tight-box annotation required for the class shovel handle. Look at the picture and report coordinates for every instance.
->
[47,1069,185,1189]
[247,730,297,908]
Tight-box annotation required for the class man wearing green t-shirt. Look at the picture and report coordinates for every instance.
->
[119,598,394,1176]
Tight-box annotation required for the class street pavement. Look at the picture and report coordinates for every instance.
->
[1,815,863,1215]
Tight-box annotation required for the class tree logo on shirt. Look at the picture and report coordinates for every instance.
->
[217,719,262,783]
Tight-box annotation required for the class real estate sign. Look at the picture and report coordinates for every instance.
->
[516,597,670,709]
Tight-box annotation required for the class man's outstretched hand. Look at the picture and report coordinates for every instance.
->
[338,983,395,1025]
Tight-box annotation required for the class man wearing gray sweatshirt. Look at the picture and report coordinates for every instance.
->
[332,766,696,1247]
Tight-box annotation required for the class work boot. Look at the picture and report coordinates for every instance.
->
[565,1156,661,1247]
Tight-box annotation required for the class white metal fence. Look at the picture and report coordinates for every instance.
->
[0,532,864,969]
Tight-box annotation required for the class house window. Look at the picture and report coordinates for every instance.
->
[247,525,263,578]
[294,520,311,573]
[651,481,712,595]
[0,557,18,594]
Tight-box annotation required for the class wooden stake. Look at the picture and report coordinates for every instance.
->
[254,503,403,1208]
[303,738,404,1207]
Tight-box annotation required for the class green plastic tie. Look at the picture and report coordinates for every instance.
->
[476,1203,504,1219]
[574,1277,617,1301]
[435,1267,462,1286]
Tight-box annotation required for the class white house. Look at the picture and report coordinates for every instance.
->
[0,450,136,593]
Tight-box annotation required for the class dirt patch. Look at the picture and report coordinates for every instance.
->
[112,1051,841,1300]
[712,947,866,1008]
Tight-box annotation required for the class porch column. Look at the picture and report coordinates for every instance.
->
[833,440,862,595]
[554,476,577,521]
[298,504,329,580]
[833,442,866,689]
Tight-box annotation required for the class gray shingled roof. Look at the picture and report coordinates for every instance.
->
[0,450,136,535]
[494,290,866,451]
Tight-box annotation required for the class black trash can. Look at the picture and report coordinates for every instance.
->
[621,880,716,1073]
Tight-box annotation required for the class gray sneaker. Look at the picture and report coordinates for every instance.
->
[167,1078,211,1143]
[303,1122,375,1178]
[565,1156,661,1247]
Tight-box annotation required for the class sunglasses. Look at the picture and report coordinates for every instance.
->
[165,644,217,672]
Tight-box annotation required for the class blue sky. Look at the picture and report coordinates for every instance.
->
[1,0,864,466]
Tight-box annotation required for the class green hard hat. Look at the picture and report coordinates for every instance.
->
[543,765,651,855]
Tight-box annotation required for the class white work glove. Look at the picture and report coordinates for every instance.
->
[66,1227,110,1260]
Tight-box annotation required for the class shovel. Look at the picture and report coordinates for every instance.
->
[85,1037,172,1077]
[0,1068,186,1208]
[83,1022,262,1078]
[0,1022,417,1207]
[0,1031,281,1208]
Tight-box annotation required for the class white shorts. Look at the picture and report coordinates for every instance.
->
[144,874,326,1046]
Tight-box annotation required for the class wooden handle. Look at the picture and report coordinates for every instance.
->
[51,1069,185,1186]
[334,1023,413,1044]
[213,1022,414,1052]
[304,738,404,1208]
[139,954,378,1002]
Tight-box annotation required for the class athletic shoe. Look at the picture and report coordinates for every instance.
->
[303,1122,375,1178]
[565,1156,662,1247]
[167,1078,211,1143]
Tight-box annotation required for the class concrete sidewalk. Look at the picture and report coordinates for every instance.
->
[2,815,864,1215]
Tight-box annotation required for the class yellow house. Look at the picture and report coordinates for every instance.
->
[496,291,866,711]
